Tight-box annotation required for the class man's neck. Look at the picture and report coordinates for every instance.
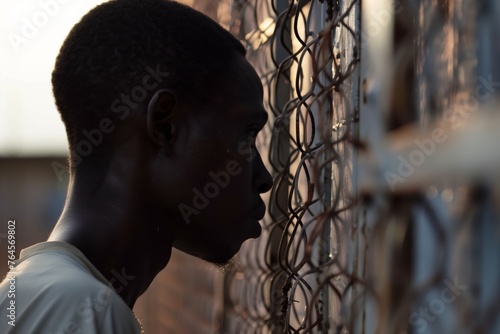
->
[48,173,174,308]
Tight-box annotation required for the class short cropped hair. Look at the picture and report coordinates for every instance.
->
[52,0,245,168]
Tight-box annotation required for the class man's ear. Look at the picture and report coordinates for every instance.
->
[147,89,177,155]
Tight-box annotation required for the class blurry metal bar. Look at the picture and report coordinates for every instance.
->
[356,0,396,332]
[478,1,500,333]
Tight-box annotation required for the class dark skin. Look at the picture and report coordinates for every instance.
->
[48,54,273,308]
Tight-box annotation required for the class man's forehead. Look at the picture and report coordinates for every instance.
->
[227,55,263,95]
[200,55,268,123]
[228,67,263,98]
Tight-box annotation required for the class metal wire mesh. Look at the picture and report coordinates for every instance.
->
[224,1,360,333]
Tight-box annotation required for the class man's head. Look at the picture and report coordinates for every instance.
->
[52,0,245,167]
[52,0,273,264]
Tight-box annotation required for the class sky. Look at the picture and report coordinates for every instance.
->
[0,0,204,157]
[0,0,114,156]
[0,1,197,157]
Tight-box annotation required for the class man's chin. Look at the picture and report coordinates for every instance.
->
[173,238,243,268]
[197,243,243,273]
[208,256,237,273]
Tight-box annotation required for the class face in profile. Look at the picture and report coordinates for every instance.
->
[153,55,273,265]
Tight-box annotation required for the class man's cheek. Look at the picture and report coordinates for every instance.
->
[226,159,243,176]
[237,140,254,162]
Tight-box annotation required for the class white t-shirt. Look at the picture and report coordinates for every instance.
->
[0,241,143,333]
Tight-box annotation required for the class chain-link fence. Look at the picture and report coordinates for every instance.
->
[221,0,500,333]
[225,1,360,332]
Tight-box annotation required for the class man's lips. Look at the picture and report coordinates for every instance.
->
[248,216,263,238]
[250,203,266,221]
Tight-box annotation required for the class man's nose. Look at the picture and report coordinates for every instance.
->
[253,155,273,193]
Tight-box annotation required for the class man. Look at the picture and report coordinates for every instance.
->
[0,0,273,332]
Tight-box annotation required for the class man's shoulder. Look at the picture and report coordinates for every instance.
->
[2,243,106,296]
[0,244,142,333]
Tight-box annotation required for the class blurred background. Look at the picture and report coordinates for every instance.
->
[2,0,500,333]
[0,1,232,332]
